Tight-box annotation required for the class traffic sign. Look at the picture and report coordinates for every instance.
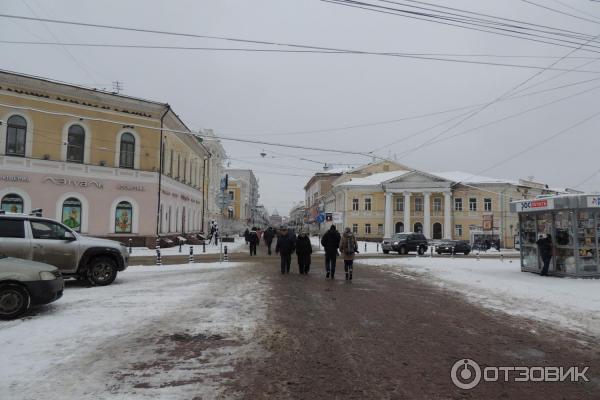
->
[315,213,325,223]
[215,193,232,208]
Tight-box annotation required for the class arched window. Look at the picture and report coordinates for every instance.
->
[66,125,85,163]
[395,221,404,233]
[432,222,442,240]
[6,115,27,156]
[1,194,24,213]
[115,201,133,233]
[414,222,423,233]
[119,132,135,169]
[62,197,82,232]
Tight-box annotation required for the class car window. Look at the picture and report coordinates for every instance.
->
[0,219,25,238]
[393,234,408,240]
[30,220,68,240]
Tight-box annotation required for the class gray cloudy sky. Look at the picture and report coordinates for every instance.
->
[2,0,600,214]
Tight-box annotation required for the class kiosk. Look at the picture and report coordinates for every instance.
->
[510,195,600,278]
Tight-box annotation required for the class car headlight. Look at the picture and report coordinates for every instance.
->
[39,271,57,280]
[393,242,398,245]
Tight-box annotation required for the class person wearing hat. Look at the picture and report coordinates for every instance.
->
[275,225,297,274]
[339,227,359,281]
[321,225,341,279]
[263,226,276,255]
[295,229,313,274]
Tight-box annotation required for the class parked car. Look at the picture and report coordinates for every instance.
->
[0,255,64,319]
[435,240,471,255]
[381,232,429,255]
[0,212,129,286]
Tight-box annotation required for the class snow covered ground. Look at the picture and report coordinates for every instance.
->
[360,257,600,338]
[130,236,246,256]
[0,262,267,400]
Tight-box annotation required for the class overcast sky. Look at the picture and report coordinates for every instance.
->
[2,0,600,215]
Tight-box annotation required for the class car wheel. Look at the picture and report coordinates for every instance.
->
[398,246,407,255]
[464,251,470,256]
[383,250,390,254]
[417,246,426,255]
[436,251,442,255]
[87,257,118,286]
[0,284,30,320]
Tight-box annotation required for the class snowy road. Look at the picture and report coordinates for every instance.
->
[0,262,267,400]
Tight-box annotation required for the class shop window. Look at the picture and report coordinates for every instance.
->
[484,198,492,212]
[352,224,358,234]
[66,125,85,163]
[415,197,423,212]
[352,198,359,211]
[365,224,371,234]
[455,224,463,237]
[5,115,27,156]
[61,197,82,232]
[414,222,423,233]
[377,224,384,235]
[469,198,477,212]
[454,198,463,211]
[1,194,24,213]
[0,219,25,238]
[119,132,135,169]
[115,201,133,233]
[433,197,442,212]
[364,198,372,211]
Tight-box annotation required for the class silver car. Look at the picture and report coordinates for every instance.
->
[0,212,129,286]
[0,255,64,319]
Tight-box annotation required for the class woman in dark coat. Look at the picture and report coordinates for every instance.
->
[296,230,313,275]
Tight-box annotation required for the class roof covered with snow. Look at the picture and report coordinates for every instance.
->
[431,171,518,185]
[338,170,411,186]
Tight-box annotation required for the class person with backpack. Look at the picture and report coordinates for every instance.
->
[321,225,341,279]
[276,225,296,274]
[295,230,313,274]
[248,227,259,256]
[339,227,359,281]
[263,227,276,255]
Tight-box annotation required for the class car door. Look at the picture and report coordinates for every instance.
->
[0,218,31,259]
[29,220,79,273]
[406,235,416,251]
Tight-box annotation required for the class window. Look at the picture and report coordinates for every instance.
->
[454,198,463,211]
[484,198,492,212]
[5,115,27,156]
[395,222,404,233]
[0,219,25,238]
[119,132,135,169]
[415,197,423,212]
[469,198,477,212]
[229,191,234,200]
[31,220,68,240]
[394,197,404,211]
[352,198,359,211]
[365,224,371,234]
[433,197,442,212]
[61,197,82,232]
[115,201,133,233]
[364,198,372,211]
[414,222,423,233]
[66,124,85,163]
[377,224,384,235]
[352,224,358,234]
[228,208,234,219]
[1,194,24,213]
[455,224,463,236]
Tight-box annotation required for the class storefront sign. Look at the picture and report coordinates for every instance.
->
[0,175,30,183]
[514,198,554,212]
[333,212,343,224]
[483,214,493,230]
[587,196,600,207]
[118,184,145,192]
[43,177,103,189]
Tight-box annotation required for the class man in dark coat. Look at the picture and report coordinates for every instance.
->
[248,227,259,256]
[244,228,250,245]
[536,234,553,276]
[263,227,276,255]
[321,225,341,279]
[275,225,296,274]
[296,230,313,274]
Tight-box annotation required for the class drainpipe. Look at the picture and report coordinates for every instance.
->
[156,105,170,237]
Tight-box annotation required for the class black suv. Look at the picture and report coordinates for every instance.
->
[382,232,429,255]
[435,240,471,255]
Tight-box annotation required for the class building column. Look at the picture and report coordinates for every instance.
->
[444,192,452,239]
[384,192,393,238]
[403,192,411,232]
[423,191,431,238]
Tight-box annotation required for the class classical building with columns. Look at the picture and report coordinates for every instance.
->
[319,161,569,247]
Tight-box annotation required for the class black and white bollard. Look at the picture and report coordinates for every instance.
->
[155,238,162,266]
[189,246,194,264]
[364,242,367,253]
[224,245,229,262]
[501,254,504,263]
[203,241,206,253]
[477,252,480,261]
[179,240,182,253]
[376,243,379,253]
[430,247,433,258]
[128,238,132,254]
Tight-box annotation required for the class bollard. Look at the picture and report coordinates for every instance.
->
[477,252,480,261]
[376,243,379,253]
[189,245,194,263]
[430,247,433,258]
[128,238,132,254]
[224,245,229,262]
[179,241,182,253]
[501,254,504,263]
[203,241,206,253]
[156,249,162,266]
[451,246,455,259]
[364,242,367,253]
[215,235,219,246]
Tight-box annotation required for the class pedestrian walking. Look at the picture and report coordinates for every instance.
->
[248,227,259,256]
[296,230,312,274]
[244,228,250,245]
[321,225,341,279]
[536,233,553,276]
[263,226,275,255]
[339,227,359,281]
[275,225,296,274]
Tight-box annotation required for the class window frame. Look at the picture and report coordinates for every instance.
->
[455,224,463,237]
[394,196,404,211]
[119,132,136,169]
[484,198,492,212]
[352,224,358,234]
[454,198,463,211]
[433,197,442,212]
[352,198,359,211]
[5,115,27,157]
[61,197,82,232]
[115,201,133,234]
[66,124,85,164]
[469,197,477,212]
[364,197,372,211]
[365,223,371,234]
[415,197,424,212]
[1,193,24,213]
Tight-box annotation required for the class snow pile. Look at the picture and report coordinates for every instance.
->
[0,262,267,400]
[131,236,246,256]
[360,257,600,338]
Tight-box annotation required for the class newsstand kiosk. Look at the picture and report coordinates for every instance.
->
[510,194,600,278]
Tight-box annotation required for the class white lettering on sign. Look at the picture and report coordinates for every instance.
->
[118,185,145,192]
[588,197,600,207]
[515,198,554,212]
[0,175,30,183]
[43,177,104,189]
